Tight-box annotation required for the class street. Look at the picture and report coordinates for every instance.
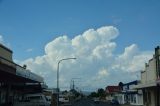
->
[71,99,112,106]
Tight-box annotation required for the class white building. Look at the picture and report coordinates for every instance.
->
[135,46,160,106]
[116,80,143,106]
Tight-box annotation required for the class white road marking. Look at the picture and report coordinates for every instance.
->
[90,103,96,106]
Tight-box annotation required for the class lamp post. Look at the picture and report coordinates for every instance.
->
[57,58,76,106]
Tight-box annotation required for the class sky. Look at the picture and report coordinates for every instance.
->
[0,0,160,91]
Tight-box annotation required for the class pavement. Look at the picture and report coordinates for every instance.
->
[60,99,141,106]
[120,104,143,106]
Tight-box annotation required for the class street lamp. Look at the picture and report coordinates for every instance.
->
[57,58,76,106]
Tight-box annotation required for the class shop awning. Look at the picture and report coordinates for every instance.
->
[133,82,156,89]
[0,57,43,83]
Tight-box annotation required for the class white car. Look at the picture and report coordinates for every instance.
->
[46,96,52,105]
[93,98,100,103]
[14,93,50,106]
[59,95,69,103]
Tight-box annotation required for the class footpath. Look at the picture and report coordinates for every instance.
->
[120,104,142,106]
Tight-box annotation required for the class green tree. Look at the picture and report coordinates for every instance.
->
[90,92,98,97]
[97,88,106,99]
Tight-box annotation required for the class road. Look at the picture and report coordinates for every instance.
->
[71,99,111,106]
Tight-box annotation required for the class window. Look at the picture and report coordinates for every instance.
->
[131,95,134,102]
[134,95,136,103]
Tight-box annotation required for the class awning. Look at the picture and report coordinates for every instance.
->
[11,83,43,94]
[0,70,42,83]
[133,82,156,89]
[16,65,44,83]
[121,90,137,94]
[0,63,43,83]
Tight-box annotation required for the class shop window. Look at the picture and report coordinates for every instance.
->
[131,95,134,102]
[148,92,151,104]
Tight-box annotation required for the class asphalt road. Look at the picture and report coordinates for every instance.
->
[71,99,111,106]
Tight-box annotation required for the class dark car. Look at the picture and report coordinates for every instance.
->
[110,99,119,105]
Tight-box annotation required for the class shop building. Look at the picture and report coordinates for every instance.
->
[0,44,45,105]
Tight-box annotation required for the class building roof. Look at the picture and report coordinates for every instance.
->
[0,43,13,53]
[123,80,139,86]
[106,86,121,93]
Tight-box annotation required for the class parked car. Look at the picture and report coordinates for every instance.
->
[110,99,119,105]
[46,95,52,105]
[14,93,50,106]
[59,95,69,104]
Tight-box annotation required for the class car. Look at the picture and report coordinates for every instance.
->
[14,93,50,106]
[110,99,119,105]
[93,98,100,103]
[59,95,69,104]
[46,95,52,105]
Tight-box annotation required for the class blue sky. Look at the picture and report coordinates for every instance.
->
[0,0,160,60]
[0,0,160,90]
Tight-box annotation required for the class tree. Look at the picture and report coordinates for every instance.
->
[70,89,81,98]
[62,90,68,94]
[89,88,106,99]
[97,88,106,98]
[90,92,98,97]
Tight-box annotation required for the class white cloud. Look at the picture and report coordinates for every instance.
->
[118,44,139,60]
[98,68,109,77]
[0,35,11,48]
[21,26,152,90]
[26,48,33,52]
[112,44,153,72]
[0,35,4,44]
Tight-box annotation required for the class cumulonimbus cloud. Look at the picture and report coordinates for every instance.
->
[21,26,152,90]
